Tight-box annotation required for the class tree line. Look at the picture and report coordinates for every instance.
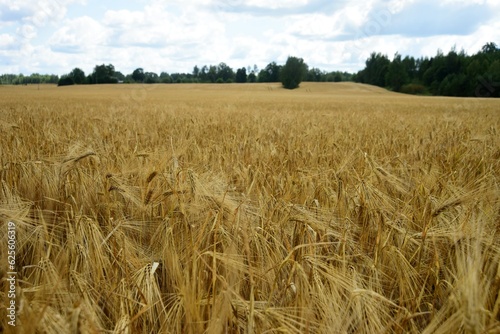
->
[54,58,350,89]
[354,42,500,97]
[0,73,59,85]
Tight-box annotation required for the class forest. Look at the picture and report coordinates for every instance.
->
[355,42,500,97]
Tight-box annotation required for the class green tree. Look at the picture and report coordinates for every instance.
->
[385,53,409,92]
[29,73,40,85]
[416,57,429,80]
[476,60,500,97]
[91,64,117,84]
[199,66,209,82]
[306,67,323,82]
[193,65,200,78]
[356,52,390,87]
[466,59,485,96]
[489,60,500,94]
[422,50,447,91]
[257,69,268,82]
[247,71,257,83]
[13,74,26,85]
[114,71,125,82]
[439,73,468,96]
[208,65,217,83]
[258,62,281,82]
[217,63,234,82]
[281,56,308,89]
[170,73,181,83]
[132,68,145,83]
[479,42,500,63]
[235,67,247,83]
[144,72,159,83]
[58,75,74,86]
[160,72,172,83]
[402,56,417,81]
[69,68,86,84]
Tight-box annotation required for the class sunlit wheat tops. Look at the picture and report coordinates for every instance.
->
[0,82,499,333]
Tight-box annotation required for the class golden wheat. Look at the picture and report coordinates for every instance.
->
[1,82,499,333]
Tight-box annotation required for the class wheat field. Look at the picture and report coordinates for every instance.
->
[1,82,499,333]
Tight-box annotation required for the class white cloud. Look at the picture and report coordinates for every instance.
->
[0,1,32,14]
[1,0,499,75]
[49,16,107,53]
[285,2,371,41]
[103,9,145,27]
[0,33,17,49]
[104,2,226,45]
[287,13,348,40]
[42,2,230,74]
[0,0,84,26]
[244,0,309,9]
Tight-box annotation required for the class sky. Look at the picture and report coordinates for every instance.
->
[0,0,499,76]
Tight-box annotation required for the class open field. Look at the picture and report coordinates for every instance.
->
[1,82,499,333]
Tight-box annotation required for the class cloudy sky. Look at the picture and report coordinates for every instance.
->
[1,0,499,76]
